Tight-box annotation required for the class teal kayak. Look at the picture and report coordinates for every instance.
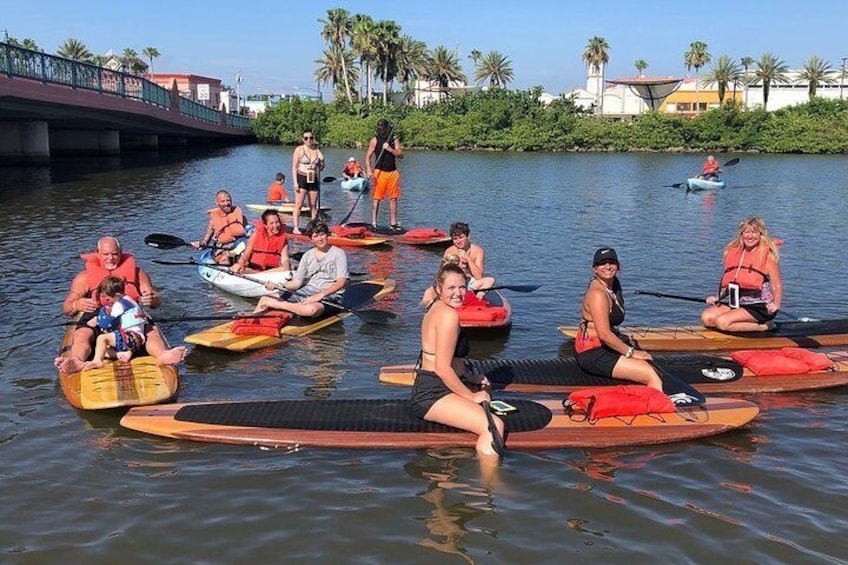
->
[686,177,726,191]
[341,178,370,192]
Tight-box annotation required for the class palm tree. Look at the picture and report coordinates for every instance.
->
[350,14,378,103]
[469,49,482,66]
[21,38,39,50]
[394,35,428,99]
[57,38,93,62]
[740,56,754,109]
[373,19,401,104]
[473,50,514,88]
[634,59,648,77]
[797,56,836,99]
[122,48,138,73]
[142,47,160,74]
[684,41,711,114]
[425,45,466,99]
[319,8,353,103]
[702,54,741,104]
[582,36,610,115]
[314,47,359,100]
[751,52,789,110]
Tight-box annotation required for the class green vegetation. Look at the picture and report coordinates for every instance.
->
[253,90,848,154]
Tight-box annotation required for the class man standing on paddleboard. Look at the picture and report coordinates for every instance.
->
[365,119,403,230]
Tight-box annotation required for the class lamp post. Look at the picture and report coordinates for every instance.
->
[841,57,847,101]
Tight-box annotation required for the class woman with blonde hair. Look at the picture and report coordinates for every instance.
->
[701,217,783,332]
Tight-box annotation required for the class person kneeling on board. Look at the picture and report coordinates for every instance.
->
[252,221,348,318]
[231,210,291,274]
[421,221,495,307]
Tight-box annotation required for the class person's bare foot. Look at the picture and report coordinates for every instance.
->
[81,359,105,371]
[157,346,187,365]
[55,356,85,374]
[116,351,133,363]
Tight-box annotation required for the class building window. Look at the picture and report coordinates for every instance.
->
[678,102,691,112]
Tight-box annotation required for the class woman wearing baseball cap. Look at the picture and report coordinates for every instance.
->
[573,247,663,391]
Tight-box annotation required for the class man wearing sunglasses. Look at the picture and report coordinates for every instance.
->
[365,119,404,230]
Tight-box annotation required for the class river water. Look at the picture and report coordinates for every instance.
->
[1,145,846,563]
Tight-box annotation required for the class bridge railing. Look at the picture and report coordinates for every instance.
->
[1,42,252,130]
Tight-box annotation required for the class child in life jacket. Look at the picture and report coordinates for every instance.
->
[83,276,148,369]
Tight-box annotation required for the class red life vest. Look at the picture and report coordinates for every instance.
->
[720,244,771,291]
[731,347,834,376]
[457,293,508,322]
[208,206,246,244]
[248,219,287,270]
[231,311,291,336]
[331,225,368,238]
[81,252,141,302]
[566,385,676,421]
[344,162,363,176]
[703,160,720,174]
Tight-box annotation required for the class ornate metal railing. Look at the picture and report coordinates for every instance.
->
[1,42,252,130]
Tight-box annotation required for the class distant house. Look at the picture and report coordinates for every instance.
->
[102,49,148,74]
[147,73,223,109]
[404,79,482,107]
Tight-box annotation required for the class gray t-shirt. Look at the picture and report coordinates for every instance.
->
[294,245,349,296]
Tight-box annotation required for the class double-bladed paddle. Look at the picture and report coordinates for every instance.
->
[145,233,229,251]
[199,263,395,325]
[665,157,741,189]
[476,284,541,293]
[151,256,369,277]
[41,312,287,329]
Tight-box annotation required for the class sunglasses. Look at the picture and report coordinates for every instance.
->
[303,135,313,140]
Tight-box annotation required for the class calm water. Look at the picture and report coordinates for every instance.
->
[1,145,847,563]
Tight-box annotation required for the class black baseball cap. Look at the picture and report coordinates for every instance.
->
[593,247,619,266]
[376,118,389,129]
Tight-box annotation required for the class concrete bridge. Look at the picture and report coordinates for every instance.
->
[0,42,255,164]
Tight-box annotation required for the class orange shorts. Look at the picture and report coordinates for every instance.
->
[372,169,401,200]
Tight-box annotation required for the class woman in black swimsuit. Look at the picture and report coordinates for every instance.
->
[575,247,663,391]
[410,263,503,457]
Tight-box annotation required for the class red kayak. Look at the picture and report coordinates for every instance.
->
[458,291,512,332]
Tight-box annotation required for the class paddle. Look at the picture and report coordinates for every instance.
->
[665,157,741,189]
[145,233,229,251]
[200,263,395,325]
[151,256,367,277]
[42,312,285,329]
[633,289,812,321]
[322,176,340,183]
[476,284,541,293]
[338,120,398,226]
[482,402,505,457]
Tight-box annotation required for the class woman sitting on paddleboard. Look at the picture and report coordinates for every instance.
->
[701,217,783,332]
[575,248,663,391]
[410,263,503,457]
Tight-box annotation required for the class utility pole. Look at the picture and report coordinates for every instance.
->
[841,57,847,100]
[235,72,242,114]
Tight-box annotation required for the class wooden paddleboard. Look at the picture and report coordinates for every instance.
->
[184,278,396,351]
[120,396,758,449]
[379,351,848,394]
[57,323,179,410]
[246,203,331,215]
[558,318,848,351]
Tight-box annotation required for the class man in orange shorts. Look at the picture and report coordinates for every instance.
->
[365,118,404,229]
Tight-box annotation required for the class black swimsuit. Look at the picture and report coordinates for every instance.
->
[409,329,470,418]
[576,278,628,379]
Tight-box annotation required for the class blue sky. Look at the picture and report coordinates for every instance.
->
[5,0,848,97]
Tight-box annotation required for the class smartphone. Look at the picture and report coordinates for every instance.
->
[727,282,740,309]
[489,400,518,415]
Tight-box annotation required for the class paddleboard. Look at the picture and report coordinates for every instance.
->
[379,351,848,394]
[345,223,452,247]
[558,318,848,351]
[459,290,512,332]
[246,203,331,215]
[184,279,396,351]
[57,323,180,410]
[285,226,389,248]
[120,396,758,449]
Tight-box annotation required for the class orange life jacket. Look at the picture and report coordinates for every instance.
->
[566,385,677,421]
[208,206,246,245]
[720,244,771,291]
[703,160,720,174]
[81,252,141,302]
[247,219,287,270]
[344,162,363,176]
[231,311,291,336]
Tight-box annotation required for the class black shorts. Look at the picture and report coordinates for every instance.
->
[742,303,777,324]
[409,370,452,418]
[576,346,621,379]
[296,173,321,192]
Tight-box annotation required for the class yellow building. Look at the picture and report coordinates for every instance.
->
[660,77,743,116]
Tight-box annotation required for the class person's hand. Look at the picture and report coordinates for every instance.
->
[264,281,278,291]
[706,295,719,306]
[191,241,201,250]
[633,350,653,361]
[140,290,158,308]
[472,391,491,404]
[231,262,244,274]
[478,376,492,393]
[303,294,322,304]
[767,301,779,314]
[382,142,391,151]
[76,296,98,313]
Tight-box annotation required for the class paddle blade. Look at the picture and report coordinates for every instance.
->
[145,233,189,250]
[351,309,397,325]
[663,183,685,189]
[322,176,339,183]
[723,157,740,167]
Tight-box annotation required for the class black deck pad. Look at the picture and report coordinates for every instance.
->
[724,318,848,338]
[175,399,552,433]
[346,222,409,236]
[467,354,742,388]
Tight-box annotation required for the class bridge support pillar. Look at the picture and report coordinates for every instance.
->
[159,136,188,147]
[121,134,159,151]
[50,129,121,156]
[0,121,50,165]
